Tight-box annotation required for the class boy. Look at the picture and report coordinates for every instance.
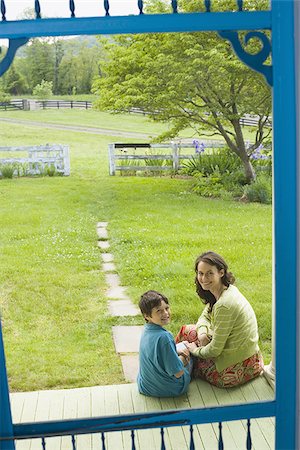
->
[137,290,191,397]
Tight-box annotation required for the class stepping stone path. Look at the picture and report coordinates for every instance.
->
[96,222,142,382]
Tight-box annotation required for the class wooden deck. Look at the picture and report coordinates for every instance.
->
[10,376,274,450]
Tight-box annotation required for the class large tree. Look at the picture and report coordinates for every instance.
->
[93,0,271,182]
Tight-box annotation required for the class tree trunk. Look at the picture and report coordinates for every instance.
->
[241,157,256,183]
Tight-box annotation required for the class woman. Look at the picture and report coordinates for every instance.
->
[176,251,264,388]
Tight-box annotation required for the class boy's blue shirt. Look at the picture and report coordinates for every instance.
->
[137,323,191,397]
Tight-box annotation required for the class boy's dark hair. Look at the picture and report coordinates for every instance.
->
[139,290,169,322]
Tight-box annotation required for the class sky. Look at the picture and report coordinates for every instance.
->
[4,0,139,20]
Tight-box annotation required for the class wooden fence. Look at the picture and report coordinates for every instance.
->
[0,100,92,111]
[108,141,225,175]
[0,101,272,128]
[0,144,70,176]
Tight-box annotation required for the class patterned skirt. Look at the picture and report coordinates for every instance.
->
[175,325,264,388]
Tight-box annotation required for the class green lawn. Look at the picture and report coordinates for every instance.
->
[0,112,272,392]
[0,108,257,141]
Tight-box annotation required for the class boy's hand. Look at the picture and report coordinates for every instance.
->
[177,346,190,358]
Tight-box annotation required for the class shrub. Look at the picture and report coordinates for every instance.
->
[192,169,230,198]
[32,80,53,99]
[183,148,242,176]
[243,174,272,204]
[0,163,16,179]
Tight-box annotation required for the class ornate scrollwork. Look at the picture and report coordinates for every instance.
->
[0,38,29,77]
[218,30,272,87]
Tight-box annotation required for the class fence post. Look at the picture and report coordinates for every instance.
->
[108,144,116,175]
[62,145,70,176]
[0,318,15,450]
[172,143,179,172]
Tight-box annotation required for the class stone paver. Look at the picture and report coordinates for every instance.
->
[112,326,143,353]
[121,355,139,382]
[101,253,114,263]
[96,221,141,383]
[97,222,108,228]
[107,286,130,300]
[98,241,110,250]
[102,262,116,272]
[105,273,120,287]
[108,300,139,316]
[97,228,108,240]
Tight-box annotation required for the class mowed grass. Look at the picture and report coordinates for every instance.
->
[0,108,257,141]
[0,112,272,392]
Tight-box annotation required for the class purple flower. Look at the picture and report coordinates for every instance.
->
[193,140,205,154]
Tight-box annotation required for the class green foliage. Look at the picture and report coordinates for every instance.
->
[32,79,53,99]
[183,148,242,176]
[243,174,272,204]
[0,111,272,391]
[0,89,11,103]
[93,0,271,182]
[4,37,103,96]
[0,163,16,178]
[1,65,28,95]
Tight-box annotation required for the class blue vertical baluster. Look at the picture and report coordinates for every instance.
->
[0,318,15,450]
[101,432,106,450]
[189,425,195,450]
[69,0,75,17]
[171,0,178,13]
[41,437,46,450]
[218,422,224,450]
[138,0,143,15]
[1,0,6,21]
[71,435,76,450]
[160,428,166,450]
[34,0,41,18]
[104,0,109,16]
[204,0,211,12]
[236,0,243,11]
[131,430,136,450]
[246,419,252,450]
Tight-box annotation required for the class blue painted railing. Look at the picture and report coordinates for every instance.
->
[0,1,298,449]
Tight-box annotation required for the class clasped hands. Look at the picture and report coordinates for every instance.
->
[182,333,211,353]
[177,333,210,364]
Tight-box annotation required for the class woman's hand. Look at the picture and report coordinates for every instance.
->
[198,333,211,347]
[184,342,198,352]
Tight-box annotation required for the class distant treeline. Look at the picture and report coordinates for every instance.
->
[0,36,103,96]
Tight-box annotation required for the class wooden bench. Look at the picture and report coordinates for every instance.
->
[10,376,274,450]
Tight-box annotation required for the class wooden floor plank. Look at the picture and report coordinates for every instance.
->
[61,389,80,450]
[15,391,39,450]
[225,385,271,450]
[90,386,106,450]
[239,380,275,446]
[44,390,65,450]
[10,377,275,450]
[198,382,239,449]
[145,395,172,450]
[213,385,253,449]
[159,396,189,450]
[10,392,25,424]
[75,388,93,450]
[117,383,138,450]
[174,392,205,450]
[186,381,217,450]
[103,385,124,450]
[130,385,161,450]
[30,390,52,450]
